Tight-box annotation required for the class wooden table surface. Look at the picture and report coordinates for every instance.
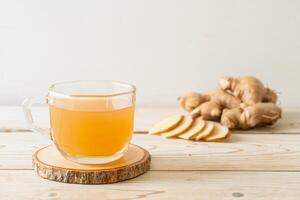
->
[1,106,300,200]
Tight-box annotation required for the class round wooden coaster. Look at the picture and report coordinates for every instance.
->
[33,144,151,184]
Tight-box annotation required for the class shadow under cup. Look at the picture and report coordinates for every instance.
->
[48,81,136,164]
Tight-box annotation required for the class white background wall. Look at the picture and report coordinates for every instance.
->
[0,0,299,107]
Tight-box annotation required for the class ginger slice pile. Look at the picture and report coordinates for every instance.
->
[161,116,194,138]
[178,76,282,129]
[149,115,230,142]
[149,114,183,135]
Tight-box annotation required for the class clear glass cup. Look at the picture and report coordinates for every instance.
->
[22,80,136,164]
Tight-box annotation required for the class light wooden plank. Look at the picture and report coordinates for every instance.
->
[1,132,300,171]
[1,170,300,200]
[0,106,299,134]
[0,106,29,132]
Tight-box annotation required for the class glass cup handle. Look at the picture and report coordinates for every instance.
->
[22,96,51,139]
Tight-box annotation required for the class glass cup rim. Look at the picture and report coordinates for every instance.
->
[48,80,136,99]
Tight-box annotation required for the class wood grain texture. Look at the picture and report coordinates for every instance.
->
[0,107,299,199]
[0,106,299,133]
[1,132,300,171]
[33,144,150,184]
[1,170,300,200]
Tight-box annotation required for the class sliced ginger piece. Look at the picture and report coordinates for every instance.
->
[178,118,205,140]
[203,122,230,142]
[149,114,183,135]
[161,116,194,138]
[193,121,214,141]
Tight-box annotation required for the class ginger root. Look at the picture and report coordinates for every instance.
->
[219,76,278,105]
[191,101,222,120]
[221,103,282,129]
[240,103,281,129]
[179,76,281,130]
[220,108,243,129]
[178,92,208,112]
[179,89,241,120]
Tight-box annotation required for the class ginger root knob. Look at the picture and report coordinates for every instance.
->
[179,76,281,130]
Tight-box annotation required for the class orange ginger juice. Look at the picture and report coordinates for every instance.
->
[49,96,134,157]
